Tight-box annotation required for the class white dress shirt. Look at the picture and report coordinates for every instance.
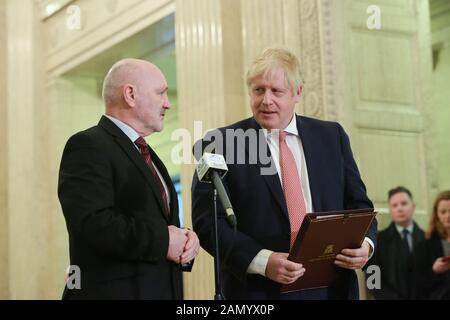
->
[104,115,170,209]
[247,114,374,276]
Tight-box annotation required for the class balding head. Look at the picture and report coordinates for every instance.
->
[102,58,171,136]
[102,59,158,107]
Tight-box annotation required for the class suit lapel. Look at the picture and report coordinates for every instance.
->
[243,118,289,219]
[240,116,321,216]
[296,116,321,212]
[99,116,170,222]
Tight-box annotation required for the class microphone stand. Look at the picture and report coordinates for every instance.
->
[212,188,225,300]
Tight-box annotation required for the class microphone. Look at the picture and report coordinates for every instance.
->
[196,153,237,228]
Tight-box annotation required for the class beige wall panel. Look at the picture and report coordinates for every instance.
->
[351,30,415,107]
[357,129,429,229]
[339,0,434,235]
[354,110,422,133]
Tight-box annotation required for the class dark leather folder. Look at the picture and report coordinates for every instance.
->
[281,208,376,293]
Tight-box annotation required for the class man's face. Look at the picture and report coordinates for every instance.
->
[437,200,450,230]
[389,192,415,226]
[249,67,301,130]
[135,68,170,135]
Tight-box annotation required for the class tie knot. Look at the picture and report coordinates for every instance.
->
[279,131,287,142]
[402,229,410,237]
[135,136,147,148]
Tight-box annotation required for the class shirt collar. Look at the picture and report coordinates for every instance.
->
[104,114,140,143]
[395,223,414,235]
[263,113,299,140]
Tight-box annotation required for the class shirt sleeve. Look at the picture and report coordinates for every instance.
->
[246,249,274,276]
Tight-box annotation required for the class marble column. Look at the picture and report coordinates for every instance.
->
[175,0,246,299]
[4,0,50,299]
[0,0,10,300]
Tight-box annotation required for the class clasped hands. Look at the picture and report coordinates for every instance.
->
[166,225,200,264]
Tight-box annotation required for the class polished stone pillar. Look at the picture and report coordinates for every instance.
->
[3,0,51,299]
[176,0,247,299]
[0,0,10,300]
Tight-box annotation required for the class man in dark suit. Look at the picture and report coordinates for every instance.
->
[369,186,424,299]
[58,59,200,299]
[191,47,377,300]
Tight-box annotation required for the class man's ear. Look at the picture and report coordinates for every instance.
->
[123,84,136,107]
[294,84,302,103]
[297,84,303,97]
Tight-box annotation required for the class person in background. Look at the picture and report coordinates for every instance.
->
[416,190,450,299]
[369,186,424,299]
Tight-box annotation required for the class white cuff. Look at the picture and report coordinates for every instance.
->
[364,237,375,260]
[247,249,274,276]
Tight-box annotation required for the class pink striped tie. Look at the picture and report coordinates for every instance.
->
[279,131,307,248]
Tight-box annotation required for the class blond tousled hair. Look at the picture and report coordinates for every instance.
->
[246,46,304,94]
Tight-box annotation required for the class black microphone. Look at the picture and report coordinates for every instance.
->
[196,153,237,228]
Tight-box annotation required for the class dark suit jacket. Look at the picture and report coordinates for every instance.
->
[369,222,424,300]
[415,232,450,300]
[191,115,377,300]
[58,116,183,300]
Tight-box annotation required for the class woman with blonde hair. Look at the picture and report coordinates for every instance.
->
[416,190,450,299]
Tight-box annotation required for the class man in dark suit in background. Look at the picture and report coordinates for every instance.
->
[369,186,424,299]
[58,59,200,299]
[191,47,377,300]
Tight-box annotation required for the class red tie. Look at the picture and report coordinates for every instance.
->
[279,131,307,248]
[135,137,170,217]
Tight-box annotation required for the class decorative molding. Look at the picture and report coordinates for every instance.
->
[298,0,325,120]
[320,0,339,121]
[45,0,175,77]
[36,0,75,21]
[417,0,438,210]
[375,208,427,216]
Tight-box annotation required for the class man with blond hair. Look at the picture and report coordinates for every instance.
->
[58,59,199,299]
[192,47,377,299]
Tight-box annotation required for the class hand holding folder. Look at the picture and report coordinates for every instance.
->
[281,208,377,293]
